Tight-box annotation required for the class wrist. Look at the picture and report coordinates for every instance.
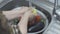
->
[2,11,9,20]
[0,11,8,29]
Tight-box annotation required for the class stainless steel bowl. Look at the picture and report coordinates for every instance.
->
[28,9,48,34]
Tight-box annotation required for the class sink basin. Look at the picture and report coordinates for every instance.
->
[0,0,29,11]
[0,0,51,22]
[0,0,52,34]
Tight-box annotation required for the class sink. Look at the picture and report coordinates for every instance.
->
[0,0,52,34]
[0,0,52,22]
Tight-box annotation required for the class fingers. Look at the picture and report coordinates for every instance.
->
[6,7,30,20]
[24,7,33,16]
[12,6,29,14]
[11,7,34,16]
[3,6,35,20]
[17,7,35,34]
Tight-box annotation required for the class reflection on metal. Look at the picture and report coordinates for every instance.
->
[0,0,3,3]
[28,9,48,34]
[0,0,12,8]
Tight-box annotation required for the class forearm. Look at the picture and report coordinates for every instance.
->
[2,7,29,20]
[2,10,22,20]
[18,14,29,34]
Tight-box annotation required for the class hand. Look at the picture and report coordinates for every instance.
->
[2,7,34,34]
[18,7,34,34]
[3,7,29,20]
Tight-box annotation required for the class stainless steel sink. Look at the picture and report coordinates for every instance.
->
[0,0,52,34]
[0,0,52,22]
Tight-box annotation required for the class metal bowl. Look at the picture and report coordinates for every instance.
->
[28,9,48,34]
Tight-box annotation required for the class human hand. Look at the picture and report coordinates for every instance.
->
[18,7,34,34]
[2,7,34,34]
[3,6,29,20]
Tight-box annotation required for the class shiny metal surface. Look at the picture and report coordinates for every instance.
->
[55,9,60,21]
[0,0,3,3]
[27,0,60,34]
[28,9,48,34]
[0,0,12,8]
